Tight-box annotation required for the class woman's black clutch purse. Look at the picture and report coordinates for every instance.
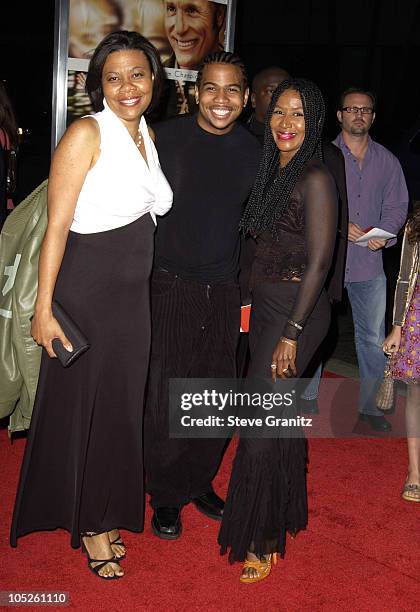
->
[51,301,90,367]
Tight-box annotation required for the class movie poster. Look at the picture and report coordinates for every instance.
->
[52,0,236,146]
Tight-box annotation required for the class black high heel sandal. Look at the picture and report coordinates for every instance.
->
[81,533,123,580]
[109,534,126,561]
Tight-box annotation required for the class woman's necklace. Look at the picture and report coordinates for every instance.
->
[135,128,142,150]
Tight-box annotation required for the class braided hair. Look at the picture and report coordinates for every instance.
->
[196,51,248,90]
[240,78,325,237]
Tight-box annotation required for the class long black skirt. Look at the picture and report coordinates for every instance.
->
[218,281,330,562]
[10,213,155,548]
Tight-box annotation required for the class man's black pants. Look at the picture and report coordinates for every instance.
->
[144,269,240,509]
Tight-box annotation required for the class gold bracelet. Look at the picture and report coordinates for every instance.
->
[281,337,297,348]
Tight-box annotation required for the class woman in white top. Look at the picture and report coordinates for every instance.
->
[10,31,173,580]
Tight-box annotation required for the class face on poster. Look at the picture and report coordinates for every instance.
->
[66,0,232,123]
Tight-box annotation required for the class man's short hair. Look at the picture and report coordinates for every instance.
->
[196,51,248,89]
[339,87,377,111]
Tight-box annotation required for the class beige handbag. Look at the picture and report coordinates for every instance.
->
[376,356,395,411]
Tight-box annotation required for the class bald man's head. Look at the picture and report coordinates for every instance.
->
[251,66,290,122]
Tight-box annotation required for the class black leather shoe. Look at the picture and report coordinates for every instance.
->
[299,398,319,415]
[151,507,182,540]
[191,490,224,521]
[358,414,392,432]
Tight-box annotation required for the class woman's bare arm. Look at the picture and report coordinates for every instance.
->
[32,117,99,357]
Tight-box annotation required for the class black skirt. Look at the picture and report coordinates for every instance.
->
[218,280,330,562]
[10,213,155,548]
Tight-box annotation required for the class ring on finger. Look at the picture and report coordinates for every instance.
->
[271,363,277,370]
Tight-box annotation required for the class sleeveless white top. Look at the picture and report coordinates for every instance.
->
[70,100,173,233]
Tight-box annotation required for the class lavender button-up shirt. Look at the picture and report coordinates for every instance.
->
[333,133,408,282]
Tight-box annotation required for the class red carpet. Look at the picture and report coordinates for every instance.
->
[1,382,419,611]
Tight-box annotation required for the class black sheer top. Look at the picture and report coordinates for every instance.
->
[250,158,338,340]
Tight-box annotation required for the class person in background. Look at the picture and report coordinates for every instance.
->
[0,145,6,226]
[0,81,19,211]
[145,51,260,540]
[246,65,290,145]
[218,78,337,583]
[335,87,408,432]
[10,30,172,579]
[383,213,420,502]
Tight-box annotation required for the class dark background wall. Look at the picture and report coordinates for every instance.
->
[236,0,420,144]
[1,0,420,199]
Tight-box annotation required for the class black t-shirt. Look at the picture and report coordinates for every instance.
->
[246,113,265,145]
[153,114,261,283]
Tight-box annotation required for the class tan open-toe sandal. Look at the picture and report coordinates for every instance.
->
[402,481,420,502]
[240,553,277,584]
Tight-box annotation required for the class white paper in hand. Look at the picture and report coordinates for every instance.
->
[354,227,396,247]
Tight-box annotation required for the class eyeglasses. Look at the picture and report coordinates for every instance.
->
[341,106,374,115]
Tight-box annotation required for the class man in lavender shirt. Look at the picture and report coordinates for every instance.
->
[334,87,408,432]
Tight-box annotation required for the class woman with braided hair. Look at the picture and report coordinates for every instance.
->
[218,78,338,583]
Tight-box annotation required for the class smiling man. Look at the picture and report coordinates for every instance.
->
[144,52,260,540]
[164,0,226,70]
